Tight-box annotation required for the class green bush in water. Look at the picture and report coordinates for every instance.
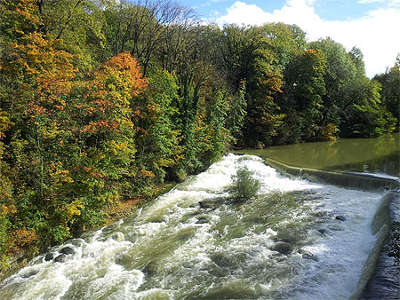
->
[231,167,260,202]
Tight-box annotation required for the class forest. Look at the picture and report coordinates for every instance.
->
[0,0,398,271]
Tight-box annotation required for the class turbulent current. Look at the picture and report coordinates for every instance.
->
[0,154,385,299]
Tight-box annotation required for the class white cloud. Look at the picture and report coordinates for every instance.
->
[358,0,384,3]
[359,0,400,6]
[215,0,400,77]
[389,0,400,7]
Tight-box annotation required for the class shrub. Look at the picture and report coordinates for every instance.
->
[321,123,338,141]
[231,167,260,202]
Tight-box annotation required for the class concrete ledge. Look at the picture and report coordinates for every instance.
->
[264,158,400,192]
[360,191,400,299]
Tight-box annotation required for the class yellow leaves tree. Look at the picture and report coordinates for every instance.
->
[0,0,82,248]
[0,110,14,269]
[69,52,147,231]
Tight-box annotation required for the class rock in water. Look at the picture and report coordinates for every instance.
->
[111,232,124,241]
[301,251,319,262]
[44,253,54,261]
[199,198,222,210]
[336,215,346,221]
[71,239,83,247]
[20,269,39,278]
[54,254,67,263]
[272,242,292,255]
[196,216,209,224]
[60,246,75,255]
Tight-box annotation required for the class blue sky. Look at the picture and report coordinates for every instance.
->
[180,0,386,21]
[177,0,400,77]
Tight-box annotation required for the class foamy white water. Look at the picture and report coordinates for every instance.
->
[0,154,383,299]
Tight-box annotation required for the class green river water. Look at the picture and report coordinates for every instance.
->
[243,133,399,178]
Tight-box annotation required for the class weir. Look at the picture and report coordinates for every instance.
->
[260,156,400,299]
[0,154,398,299]
[262,157,400,192]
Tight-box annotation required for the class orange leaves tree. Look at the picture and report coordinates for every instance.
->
[69,52,147,232]
[0,111,14,268]
[0,0,149,250]
[0,0,81,248]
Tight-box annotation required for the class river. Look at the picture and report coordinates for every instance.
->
[0,135,398,299]
[243,133,399,179]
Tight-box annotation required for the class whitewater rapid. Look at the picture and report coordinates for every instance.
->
[0,154,383,299]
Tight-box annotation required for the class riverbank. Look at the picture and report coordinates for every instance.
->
[0,182,177,282]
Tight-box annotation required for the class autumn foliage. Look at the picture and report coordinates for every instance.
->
[0,0,397,273]
[0,0,153,267]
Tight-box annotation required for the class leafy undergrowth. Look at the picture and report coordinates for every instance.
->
[105,182,176,223]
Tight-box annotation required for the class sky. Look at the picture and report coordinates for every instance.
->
[178,0,400,77]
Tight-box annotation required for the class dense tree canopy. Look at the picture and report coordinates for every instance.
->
[0,0,397,271]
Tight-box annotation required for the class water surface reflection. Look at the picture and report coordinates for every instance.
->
[243,134,399,178]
